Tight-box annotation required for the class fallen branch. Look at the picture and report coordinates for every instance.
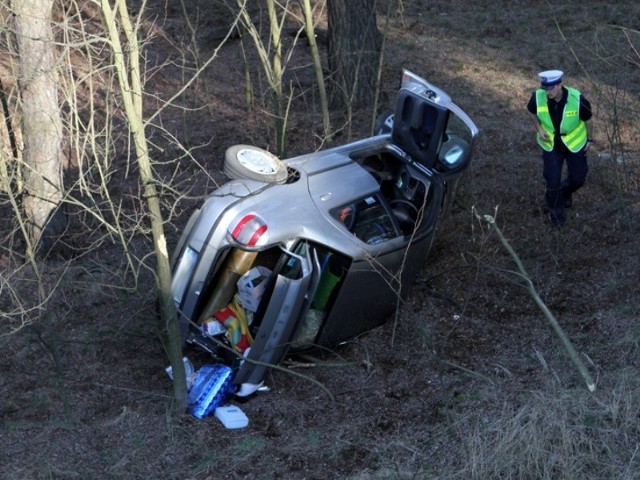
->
[473,207,596,392]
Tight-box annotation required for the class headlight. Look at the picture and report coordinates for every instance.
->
[171,246,199,308]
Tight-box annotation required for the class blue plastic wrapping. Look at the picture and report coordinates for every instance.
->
[187,364,236,419]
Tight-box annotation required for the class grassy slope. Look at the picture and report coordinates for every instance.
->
[1,1,639,479]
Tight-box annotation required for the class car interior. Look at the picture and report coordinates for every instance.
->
[353,150,432,236]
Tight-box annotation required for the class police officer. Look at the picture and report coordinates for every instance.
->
[527,70,593,227]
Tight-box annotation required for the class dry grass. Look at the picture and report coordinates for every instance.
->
[454,374,640,479]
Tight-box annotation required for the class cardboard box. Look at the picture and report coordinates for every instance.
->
[236,266,271,312]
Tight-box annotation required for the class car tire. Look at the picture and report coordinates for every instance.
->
[224,145,288,183]
[374,109,394,135]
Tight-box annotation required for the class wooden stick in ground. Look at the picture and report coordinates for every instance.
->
[474,209,596,392]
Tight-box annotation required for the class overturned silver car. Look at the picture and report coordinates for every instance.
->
[171,70,478,395]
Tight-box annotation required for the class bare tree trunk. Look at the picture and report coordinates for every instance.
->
[266,0,285,155]
[236,0,289,156]
[327,0,382,109]
[100,0,187,412]
[301,0,331,141]
[11,0,64,251]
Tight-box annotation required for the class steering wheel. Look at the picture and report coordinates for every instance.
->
[390,199,420,219]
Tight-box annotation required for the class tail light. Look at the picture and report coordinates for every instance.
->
[229,213,268,247]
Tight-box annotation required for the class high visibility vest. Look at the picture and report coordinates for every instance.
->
[535,87,588,152]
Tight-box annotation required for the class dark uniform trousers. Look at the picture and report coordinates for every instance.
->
[542,143,588,222]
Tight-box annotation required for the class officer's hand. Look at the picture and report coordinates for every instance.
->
[538,130,549,141]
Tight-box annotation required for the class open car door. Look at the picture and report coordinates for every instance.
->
[234,243,321,387]
[392,70,478,176]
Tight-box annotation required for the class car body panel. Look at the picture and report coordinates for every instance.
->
[170,70,479,391]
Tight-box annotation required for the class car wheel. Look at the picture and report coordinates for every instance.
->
[374,109,394,135]
[224,145,288,183]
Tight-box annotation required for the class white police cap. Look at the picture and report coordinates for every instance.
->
[538,70,564,87]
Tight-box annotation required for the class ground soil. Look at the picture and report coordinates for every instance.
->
[1,1,639,479]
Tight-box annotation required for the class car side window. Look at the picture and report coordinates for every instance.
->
[332,195,397,245]
[437,112,473,170]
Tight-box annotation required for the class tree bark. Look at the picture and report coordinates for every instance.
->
[327,0,382,109]
[12,0,64,251]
